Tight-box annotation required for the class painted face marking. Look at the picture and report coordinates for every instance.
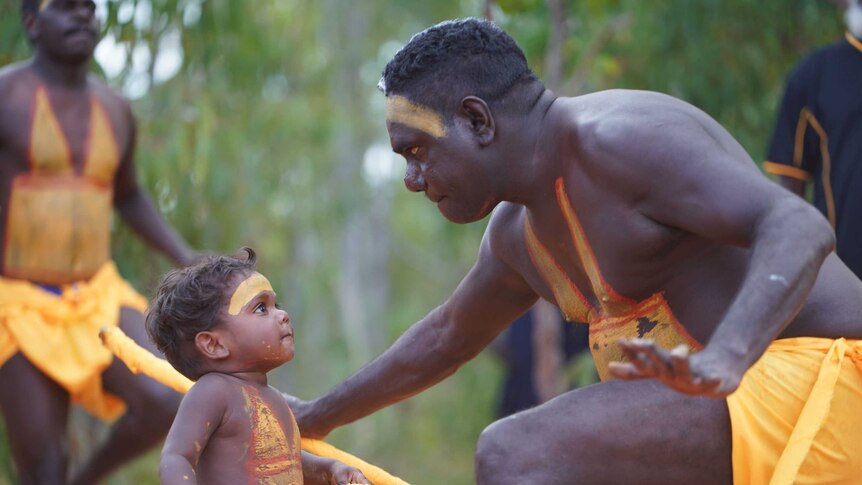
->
[39,0,50,10]
[228,272,274,315]
[386,95,447,139]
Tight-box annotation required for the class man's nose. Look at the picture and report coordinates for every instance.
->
[404,163,426,192]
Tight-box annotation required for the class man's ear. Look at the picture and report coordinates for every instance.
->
[195,330,231,360]
[460,96,495,146]
[22,12,39,44]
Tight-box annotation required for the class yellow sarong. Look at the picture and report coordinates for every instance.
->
[727,337,862,484]
[0,261,147,421]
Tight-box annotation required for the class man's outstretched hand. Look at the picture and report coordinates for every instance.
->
[608,338,746,398]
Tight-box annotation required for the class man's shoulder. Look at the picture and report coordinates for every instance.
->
[484,202,525,252]
[189,372,238,395]
[789,38,850,80]
[0,62,33,99]
[560,90,694,152]
[89,79,130,105]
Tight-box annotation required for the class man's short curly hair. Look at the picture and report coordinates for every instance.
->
[145,248,258,380]
[379,18,541,116]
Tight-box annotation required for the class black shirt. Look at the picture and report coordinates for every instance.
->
[765,32,862,279]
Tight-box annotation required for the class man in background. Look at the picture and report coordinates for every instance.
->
[764,0,862,278]
[0,1,199,483]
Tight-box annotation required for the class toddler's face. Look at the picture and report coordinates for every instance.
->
[220,271,295,370]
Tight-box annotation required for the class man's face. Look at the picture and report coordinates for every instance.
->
[386,95,499,224]
[27,0,99,64]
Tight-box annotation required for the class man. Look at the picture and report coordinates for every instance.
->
[291,18,862,484]
[764,0,862,279]
[0,1,198,483]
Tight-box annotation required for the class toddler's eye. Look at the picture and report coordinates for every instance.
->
[408,146,419,156]
[254,302,266,313]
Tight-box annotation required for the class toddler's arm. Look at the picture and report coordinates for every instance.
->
[160,375,227,485]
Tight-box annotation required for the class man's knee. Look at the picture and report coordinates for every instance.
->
[475,417,534,483]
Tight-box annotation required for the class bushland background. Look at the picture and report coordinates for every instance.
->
[0,1,845,483]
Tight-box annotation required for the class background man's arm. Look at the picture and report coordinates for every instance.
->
[295,231,538,438]
[113,101,197,267]
[602,94,834,396]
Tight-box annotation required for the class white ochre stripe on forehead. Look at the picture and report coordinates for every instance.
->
[385,95,447,138]
[228,272,274,315]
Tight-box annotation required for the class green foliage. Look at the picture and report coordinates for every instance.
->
[0,1,847,483]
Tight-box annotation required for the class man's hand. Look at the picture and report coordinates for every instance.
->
[607,338,746,398]
[283,393,332,439]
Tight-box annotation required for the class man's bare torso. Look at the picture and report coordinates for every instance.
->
[0,62,132,284]
[488,90,862,345]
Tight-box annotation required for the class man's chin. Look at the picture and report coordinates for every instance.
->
[438,201,495,224]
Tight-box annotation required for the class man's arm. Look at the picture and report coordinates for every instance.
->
[599,93,834,396]
[294,226,539,438]
[113,101,197,267]
[159,378,226,485]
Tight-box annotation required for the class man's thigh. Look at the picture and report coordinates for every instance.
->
[0,353,70,480]
[477,379,732,485]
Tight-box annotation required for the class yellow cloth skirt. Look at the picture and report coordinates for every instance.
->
[727,337,862,484]
[0,261,147,421]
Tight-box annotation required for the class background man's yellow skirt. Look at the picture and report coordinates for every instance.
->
[0,262,146,422]
[728,337,862,484]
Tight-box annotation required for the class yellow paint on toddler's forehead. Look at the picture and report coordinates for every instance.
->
[39,0,51,10]
[385,95,447,138]
[228,272,273,315]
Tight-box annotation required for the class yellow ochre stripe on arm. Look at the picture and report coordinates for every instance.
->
[99,327,413,485]
[763,161,812,181]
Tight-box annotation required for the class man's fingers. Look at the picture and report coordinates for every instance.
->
[640,342,672,376]
[618,341,657,376]
[669,344,692,380]
[608,361,649,380]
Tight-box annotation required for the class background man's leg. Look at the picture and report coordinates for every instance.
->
[0,353,71,485]
[475,379,732,485]
[70,307,181,485]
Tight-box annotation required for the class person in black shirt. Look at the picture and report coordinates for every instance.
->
[764,0,862,278]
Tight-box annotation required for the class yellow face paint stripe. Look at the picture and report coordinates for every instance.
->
[228,273,273,315]
[39,0,50,11]
[385,95,446,138]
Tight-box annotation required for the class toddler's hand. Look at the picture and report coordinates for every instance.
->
[329,461,371,485]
